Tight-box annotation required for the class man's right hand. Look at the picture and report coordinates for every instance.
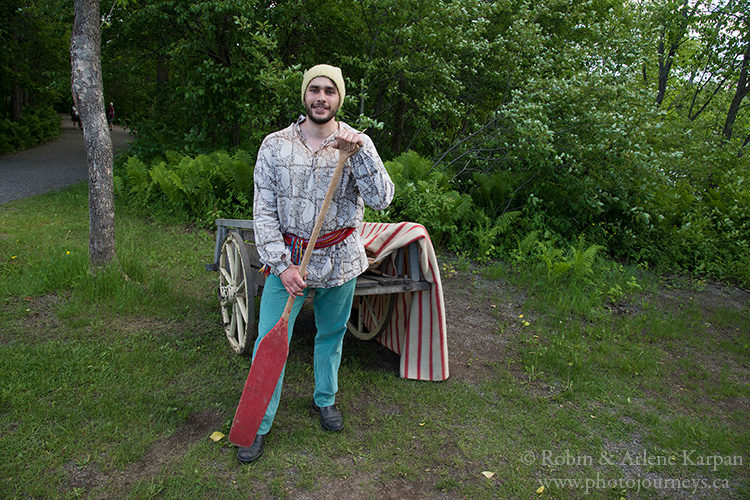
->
[280,265,308,297]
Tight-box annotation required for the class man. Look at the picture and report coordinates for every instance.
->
[106,102,115,130]
[239,64,394,464]
[71,103,81,130]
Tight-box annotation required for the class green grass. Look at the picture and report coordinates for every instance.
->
[1,183,748,498]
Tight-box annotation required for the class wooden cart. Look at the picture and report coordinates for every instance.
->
[206,219,431,354]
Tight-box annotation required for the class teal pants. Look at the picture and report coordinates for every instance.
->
[253,274,356,435]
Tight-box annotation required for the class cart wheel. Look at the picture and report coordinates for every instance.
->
[219,231,257,354]
[347,294,396,340]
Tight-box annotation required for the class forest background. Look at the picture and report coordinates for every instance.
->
[3,0,749,286]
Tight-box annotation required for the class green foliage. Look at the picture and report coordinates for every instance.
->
[0,105,61,154]
[0,0,70,119]
[511,231,606,281]
[115,150,255,225]
[469,210,522,260]
[102,0,298,154]
[86,0,750,285]
[383,151,522,256]
[427,0,749,285]
[659,158,750,284]
[117,138,749,287]
[382,151,465,247]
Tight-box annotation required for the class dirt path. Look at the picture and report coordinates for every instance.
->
[0,114,132,205]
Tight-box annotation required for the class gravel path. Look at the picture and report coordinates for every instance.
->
[0,114,132,205]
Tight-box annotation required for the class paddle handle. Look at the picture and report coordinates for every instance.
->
[280,146,358,320]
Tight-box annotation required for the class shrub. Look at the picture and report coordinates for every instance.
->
[382,151,521,256]
[0,106,62,154]
[115,150,255,226]
[115,145,749,287]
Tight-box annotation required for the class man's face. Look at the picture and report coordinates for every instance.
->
[304,76,340,124]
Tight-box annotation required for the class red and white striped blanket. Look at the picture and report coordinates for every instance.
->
[358,222,449,381]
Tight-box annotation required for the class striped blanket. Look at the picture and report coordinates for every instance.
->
[358,222,449,381]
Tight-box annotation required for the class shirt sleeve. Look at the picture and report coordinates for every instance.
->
[253,137,291,276]
[349,134,395,210]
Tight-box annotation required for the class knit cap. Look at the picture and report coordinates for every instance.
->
[301,64,345,109]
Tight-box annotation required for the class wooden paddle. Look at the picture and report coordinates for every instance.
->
[228,143,359,447]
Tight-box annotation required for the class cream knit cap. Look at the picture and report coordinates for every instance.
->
[301,64,346,110]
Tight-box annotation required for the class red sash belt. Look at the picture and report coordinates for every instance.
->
[261,227,355,276]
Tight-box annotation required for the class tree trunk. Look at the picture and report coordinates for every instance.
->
[10,25,22,122]
[156,55,169,86]
[391,78,406,153]
[391,97,405,153]
[723,40,750,141]
[11,83,22,122]
[71,0,116,269]
[656,39,675,106]
[655,0,691,107]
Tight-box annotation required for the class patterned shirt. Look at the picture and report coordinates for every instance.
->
[253,116,395,288]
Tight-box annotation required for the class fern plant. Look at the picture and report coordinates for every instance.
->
[512,230,540,264]
[116,150,255,224]
[569,238,604,278]
[122,157,152,200]
[471,210,521,258]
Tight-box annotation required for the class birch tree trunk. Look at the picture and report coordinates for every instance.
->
[71,0,116,268]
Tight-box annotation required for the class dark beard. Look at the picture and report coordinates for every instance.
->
[306,104,335,124]
[307,111,334,124]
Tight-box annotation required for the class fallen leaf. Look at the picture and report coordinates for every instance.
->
[209,431,225,442]
[536,485,545,494]
[518,314,524,318]
[481,471,495,479]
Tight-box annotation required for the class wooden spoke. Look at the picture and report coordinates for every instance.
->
[347,294,396,341]
[236,295,248,322]
[226,242,236,278]
[364,297,380,325]
[220,267,232,285]
[235,302,245,347]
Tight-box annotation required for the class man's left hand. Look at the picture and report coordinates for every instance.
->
[333,129,364,153]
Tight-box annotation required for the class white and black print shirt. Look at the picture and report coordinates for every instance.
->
[253,116,394,288]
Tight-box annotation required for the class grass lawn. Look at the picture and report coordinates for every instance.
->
[1,184,748,499]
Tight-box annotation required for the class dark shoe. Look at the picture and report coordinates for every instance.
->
[311,402,344,431]
[237,433,265,464]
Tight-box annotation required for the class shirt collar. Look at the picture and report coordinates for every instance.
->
[295,115,342,148]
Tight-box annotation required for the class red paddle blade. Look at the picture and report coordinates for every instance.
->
[228,317,289,447]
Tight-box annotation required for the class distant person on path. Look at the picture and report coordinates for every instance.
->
[237,64,394,464]
[106,102,115,130]
[71,104,82,130]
